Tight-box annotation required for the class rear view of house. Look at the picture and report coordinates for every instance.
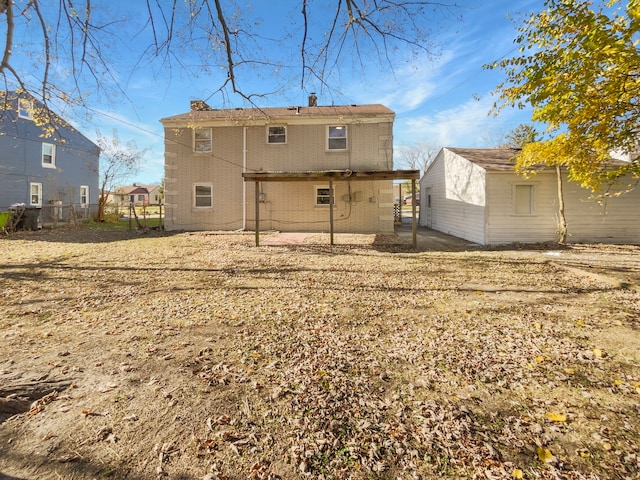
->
[0,91,100,224]
[420,147,640,245]
[161,98,401,233]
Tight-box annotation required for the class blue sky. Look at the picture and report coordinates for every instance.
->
[6,0,545,184]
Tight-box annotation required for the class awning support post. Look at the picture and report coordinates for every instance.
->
[255,181,260,247]
[329,180,334,246]
[412,179,417,250]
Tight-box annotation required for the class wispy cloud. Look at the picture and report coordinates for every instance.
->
[89,108,163,145]
[396,95,532,148]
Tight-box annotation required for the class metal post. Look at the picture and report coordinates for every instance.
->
[254,181,260,247]
[411,179,417,249]
[329,180,334,246]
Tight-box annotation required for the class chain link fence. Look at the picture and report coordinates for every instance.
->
[1,202,164,232]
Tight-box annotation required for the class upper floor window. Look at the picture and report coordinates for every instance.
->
[18,98,33,119]
[80,185,89,207]
[194,128,212,152]
[514,184,534,215]
[42,143,56,168]
[194,183,213,208]
[30,183,42,207]
[328,125,347,150]
[267,126,287,144]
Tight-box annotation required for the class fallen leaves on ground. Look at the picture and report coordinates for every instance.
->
[0,230,639,480]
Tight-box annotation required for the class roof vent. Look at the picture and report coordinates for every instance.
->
[308,93,318,107]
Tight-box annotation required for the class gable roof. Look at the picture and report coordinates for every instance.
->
[447,148,521,172]
[116,185,159,195]
[446,147,630,172]
[0,90,100,152]
[160,104,394,125]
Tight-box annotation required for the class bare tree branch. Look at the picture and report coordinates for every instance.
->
[1,1,457,115]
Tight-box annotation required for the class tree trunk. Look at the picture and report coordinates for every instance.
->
[98,186,107,221]
[556,164,568,244]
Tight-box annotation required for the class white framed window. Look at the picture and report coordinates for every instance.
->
[193,183,213,208]
[267,126,287,144]
[514,184,534,215]
[80,185,89,207]
[315,186,335,206]
[194,128,212,152]
[30,183,42,207]
[18,98,33,119]
[42,143,56,168]
[327,125,347,150]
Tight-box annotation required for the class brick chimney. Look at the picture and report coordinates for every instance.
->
[308,93,318,107]
[190,100,212,111]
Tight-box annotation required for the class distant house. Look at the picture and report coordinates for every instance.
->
[111,184,162,206]
[0,91,100,220]
[160,97,416,233]
[420,147,640,245]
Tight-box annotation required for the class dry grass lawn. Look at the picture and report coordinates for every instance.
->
[1,228,639,480]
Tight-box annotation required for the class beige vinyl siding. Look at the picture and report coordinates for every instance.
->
[248,180,393,233]
[486,171,640,245]
[164,111,395,233]
[562,175,640,244]
[420,149,486,244]
[484,171,558,244]
[164,125,245,231]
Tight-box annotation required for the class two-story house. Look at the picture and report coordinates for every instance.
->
[0,91,100,223]
[161,97,416,234]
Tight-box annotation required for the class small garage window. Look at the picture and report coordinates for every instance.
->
[514,184,534,215]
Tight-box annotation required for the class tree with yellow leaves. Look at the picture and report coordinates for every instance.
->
[490,0,640,243]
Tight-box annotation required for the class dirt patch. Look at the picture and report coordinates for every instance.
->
[0,228,639,479]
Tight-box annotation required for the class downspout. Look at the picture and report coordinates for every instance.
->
[243,126,247,230]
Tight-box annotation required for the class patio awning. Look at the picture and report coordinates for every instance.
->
[242,169,420,182]
[242,169,420,248]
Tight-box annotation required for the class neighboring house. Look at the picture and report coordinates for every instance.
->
[420,147,640,245]
[161,97,413,233]
[111,184,162,206]
[0,91,100,220]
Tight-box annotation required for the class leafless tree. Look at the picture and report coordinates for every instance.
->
[1,1,459,114]
[396,142,440,174]
[500,124,540,149]
[91,130,146,221]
